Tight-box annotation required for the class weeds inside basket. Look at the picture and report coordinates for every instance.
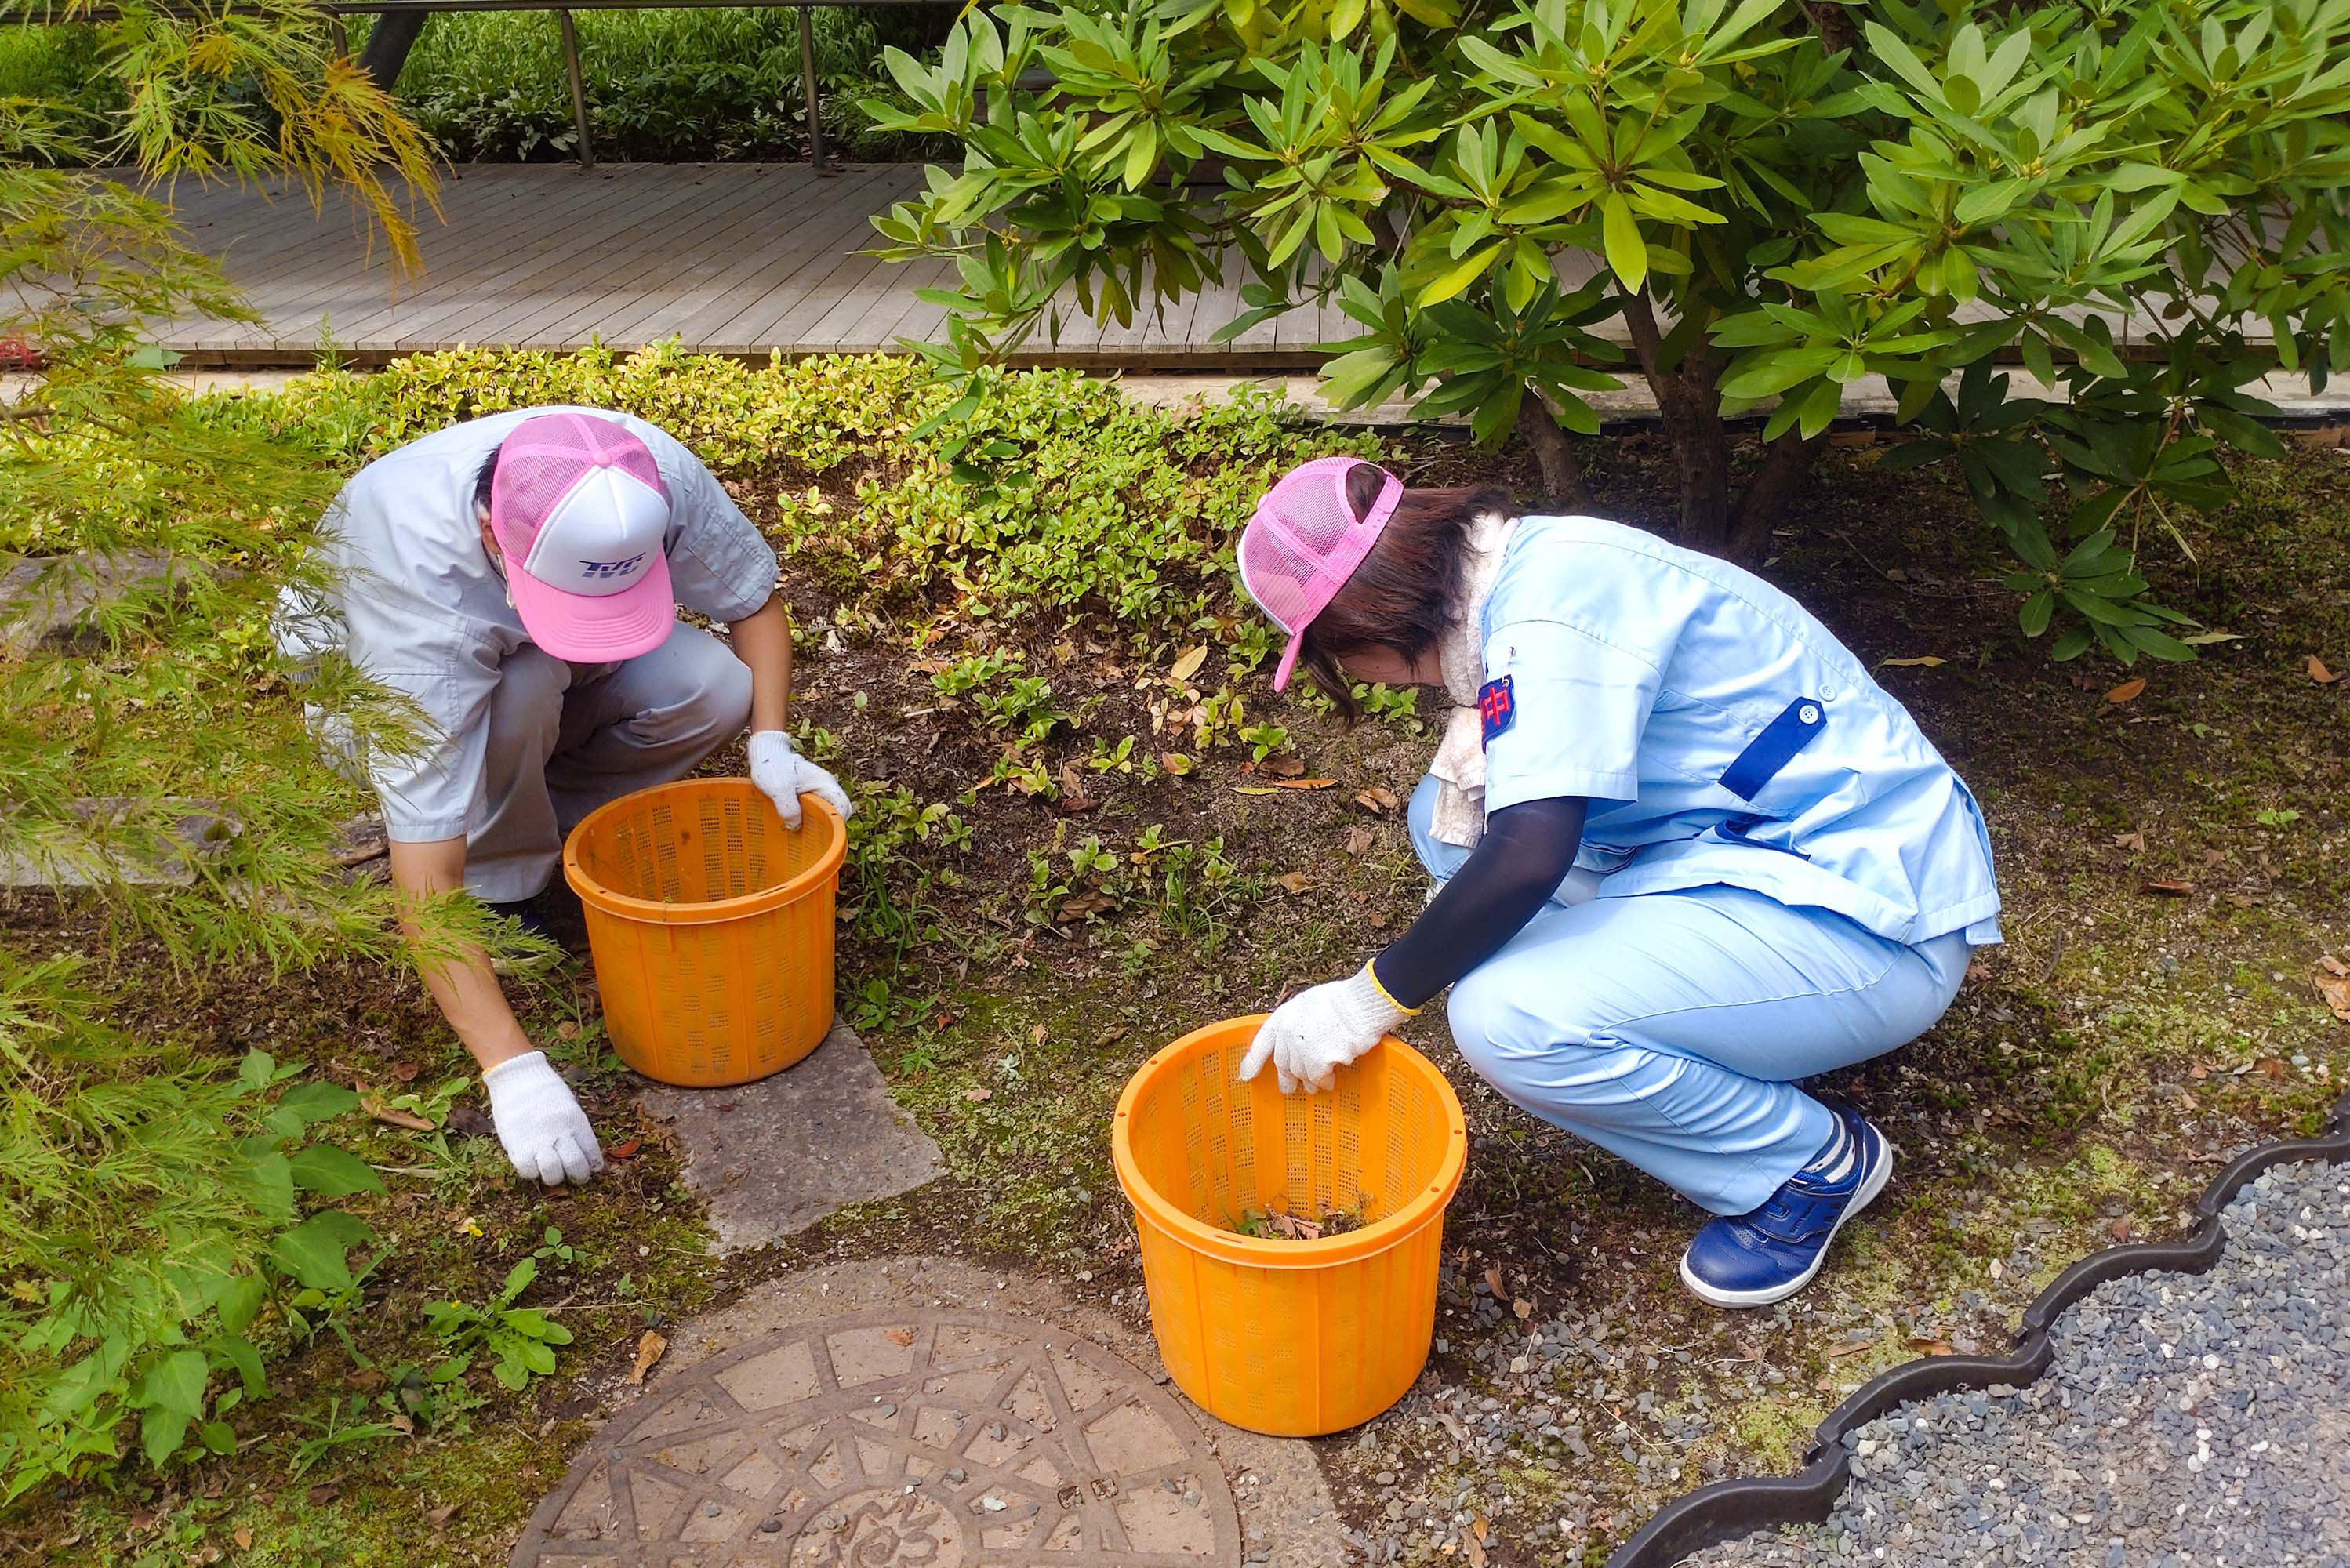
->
[1227,1197,1376,1241]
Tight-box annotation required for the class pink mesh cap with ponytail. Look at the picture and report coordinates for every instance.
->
[489,412,676,662]
[1238,456,1403,691]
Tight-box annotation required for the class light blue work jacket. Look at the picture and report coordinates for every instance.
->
[1476,516,2002,947]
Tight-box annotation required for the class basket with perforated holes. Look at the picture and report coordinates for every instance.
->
[562,779,844,1087]
[1111,1017,1469,1436]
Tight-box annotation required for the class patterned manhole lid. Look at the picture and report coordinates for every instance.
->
[511,1308,1243,1566]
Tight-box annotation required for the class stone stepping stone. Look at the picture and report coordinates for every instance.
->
[634,1022,947,1253]
[512,1255,1337,1566]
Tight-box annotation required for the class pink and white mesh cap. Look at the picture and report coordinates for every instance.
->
[489,412,676,662]
[1237,456,1402,691]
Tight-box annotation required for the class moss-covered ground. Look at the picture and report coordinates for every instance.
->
[5,393,2345,1568]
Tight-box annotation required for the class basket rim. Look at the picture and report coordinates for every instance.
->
[561,778,846,926]
[1110,1014,1469,1270]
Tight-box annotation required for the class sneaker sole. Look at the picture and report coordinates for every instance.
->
[1677,1131,1895,1309]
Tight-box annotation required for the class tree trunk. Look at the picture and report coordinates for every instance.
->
[1516,394,1589,510]
[1728,430,1819,561]
[355,12,431,91]
[1675,416,1732,553]
[1620,291,1735,552]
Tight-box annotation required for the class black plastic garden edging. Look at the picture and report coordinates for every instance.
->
[1604,1091,2350,1568]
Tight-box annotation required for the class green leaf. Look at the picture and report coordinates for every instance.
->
[216,1274,265,1338]
[141,1406,191,1468]
[2050,626,2094,661]
[140,1348,209,1420]
[290,1145,385,1198]
[215,1334,268,1399]
[2019,589,2054,638]
[1600,194,1646,291]
[198,1422,238,1455]
[274,1082,359,1127]
[270,1215,359,1294]
[1412,245,1501,308]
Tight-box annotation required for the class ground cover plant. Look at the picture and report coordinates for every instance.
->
[873,0,2350,666]
[7,344,2343,1566]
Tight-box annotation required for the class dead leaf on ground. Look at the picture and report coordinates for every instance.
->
[425,1502,461,1529]
[628,1330,667,1384]
[234,1528,254,1550]
[2204,848,2228,868]
[1258,777,1338,791]
[555,1020,580,1040]
[1160,752,1193,776]
[1058,761,1095,813]
[361,1096,434,1131]
[1484,1265,1506,1299]
[2308,655,2341,684]
[2316,972,2350,1025]
[447,1105,495,1140]
[2107,1217,2134,1243]
[1353,786,1401,814]
[608,1138,641,1161]
[964,1086,993,1102]
[1878,655,1945,668]
[1259,753,1307,779]
[2255,1056,2288,1080]
[1908,1337,1955,1356]
[2317,953,2348,978]
[1511,1297,1533,1321]
[885,1327,917,1347]
[1169,645,1208,683]
[2188,1062,2210,1080]
[2111,830,2145,852]
[307,1484,340,1506]
[1273,872,1312,895]
[1345,825,1376,856]
[1825,1338,1874,1357]
[2105,677,2148,704]
[2139,879,2196,897]
[387,1411,414,1435]
[388,1061,420,1083]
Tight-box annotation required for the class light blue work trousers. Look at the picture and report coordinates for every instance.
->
[1409,775,1969,1215]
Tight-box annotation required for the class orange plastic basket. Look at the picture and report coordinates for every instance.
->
[561,779,845,1088]
[1111,1017,1469,1436]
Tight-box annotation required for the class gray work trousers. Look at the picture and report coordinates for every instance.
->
[466,623,752,902]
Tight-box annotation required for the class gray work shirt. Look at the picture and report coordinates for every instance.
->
[276,408,777,843]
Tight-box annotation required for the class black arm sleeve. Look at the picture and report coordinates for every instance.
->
[1370,795,1589,1011]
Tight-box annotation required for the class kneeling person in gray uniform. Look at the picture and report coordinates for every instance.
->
[283,409,851,1187]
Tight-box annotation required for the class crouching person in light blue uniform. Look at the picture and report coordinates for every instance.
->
[1233,458,1999,1307]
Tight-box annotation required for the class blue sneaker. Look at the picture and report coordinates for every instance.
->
[1679,1108,1893,1308]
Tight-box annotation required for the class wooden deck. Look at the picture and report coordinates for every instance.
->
[158,160,2246,372]
[160,162,1418,368]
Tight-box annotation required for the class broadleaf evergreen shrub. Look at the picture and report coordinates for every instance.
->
[870,0,2350,664]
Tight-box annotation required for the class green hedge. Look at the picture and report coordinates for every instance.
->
[245,345,1383,652]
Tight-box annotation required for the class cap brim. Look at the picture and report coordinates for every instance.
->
[507,549,677,662]
[1271,630,1306,692]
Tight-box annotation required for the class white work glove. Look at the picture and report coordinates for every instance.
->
[482,1051,605,1188]
[1237,964,1411,1094]
[747,729,855,830]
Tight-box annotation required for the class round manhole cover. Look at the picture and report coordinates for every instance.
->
[512,1308,1243,1566]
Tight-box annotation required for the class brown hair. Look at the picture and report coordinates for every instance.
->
[1295,466,1514,720]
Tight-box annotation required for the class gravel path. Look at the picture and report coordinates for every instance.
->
[1686,1158,2350,1567]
